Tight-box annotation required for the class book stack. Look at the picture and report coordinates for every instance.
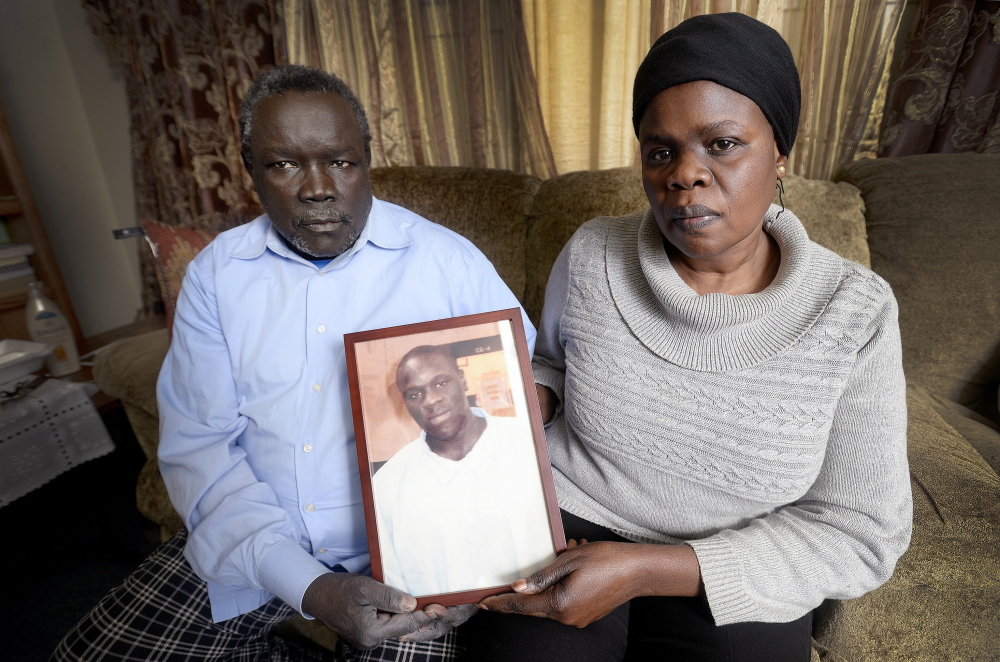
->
[0,243,36,298]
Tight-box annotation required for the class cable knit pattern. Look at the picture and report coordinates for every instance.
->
[532,205,912,625]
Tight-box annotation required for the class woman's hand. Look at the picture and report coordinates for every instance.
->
[477,540,701,628]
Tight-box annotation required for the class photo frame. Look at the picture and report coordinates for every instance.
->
[344,309,566,607]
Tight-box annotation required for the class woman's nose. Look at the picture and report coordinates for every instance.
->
[667,151,712,190]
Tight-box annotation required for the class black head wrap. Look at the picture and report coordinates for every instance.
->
[632,12,801,155]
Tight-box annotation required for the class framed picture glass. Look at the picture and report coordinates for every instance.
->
[344,308,565,607]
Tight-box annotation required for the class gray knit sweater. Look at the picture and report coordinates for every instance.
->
[532,206,912,626]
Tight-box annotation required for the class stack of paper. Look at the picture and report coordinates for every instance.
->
[0,243,35,298]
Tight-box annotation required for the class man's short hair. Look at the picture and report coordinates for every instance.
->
[239,64,373,169]
[396,345,460,389]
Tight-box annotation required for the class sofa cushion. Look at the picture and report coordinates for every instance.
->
[370,166,541,303]
[525,168,871,325]
[526,167,650,323]
[777,174,870,269]
[836,153,1000,423]
[143,220,217,333]
[814,385,1000,662]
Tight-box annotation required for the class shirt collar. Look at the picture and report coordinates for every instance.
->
[418,409,497,482]
[229,196,412,266]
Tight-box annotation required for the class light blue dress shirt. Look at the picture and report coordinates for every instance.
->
[157,197,535,622]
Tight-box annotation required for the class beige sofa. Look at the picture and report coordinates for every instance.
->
[94,153,1000,661]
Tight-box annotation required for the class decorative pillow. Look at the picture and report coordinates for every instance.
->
[142,220,219,334]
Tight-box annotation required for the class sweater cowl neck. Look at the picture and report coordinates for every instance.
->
[606,204,843,372]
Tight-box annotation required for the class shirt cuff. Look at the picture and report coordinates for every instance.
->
[257,539,333,618]
[686,536,757,626]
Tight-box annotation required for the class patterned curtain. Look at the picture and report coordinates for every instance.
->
[84,0,288,312]
[879,0,1000,156]
[523,0,904,179]
[283,0,557,179]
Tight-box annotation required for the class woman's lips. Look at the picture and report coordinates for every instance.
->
[670,204,720,230]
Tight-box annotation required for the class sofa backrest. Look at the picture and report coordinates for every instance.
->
[836,153,1000,424]
[522,166,871,325]
[370,166,541,303]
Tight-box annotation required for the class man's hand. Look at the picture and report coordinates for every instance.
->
[477,540,700,629]
[301,573,433,650]
[399,603,478,643]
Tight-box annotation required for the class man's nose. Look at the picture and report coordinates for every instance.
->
[298,164,337,202]
[424,388,444,406]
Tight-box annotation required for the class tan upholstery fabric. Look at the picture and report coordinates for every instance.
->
[777,175,870,268]
[93,329,170,458]
[525,167,649,323]
[524,167,870,324]
[814,385,1000,662]
[370,166,541,302]
[836,154,1000,423]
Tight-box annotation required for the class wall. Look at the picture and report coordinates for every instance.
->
[0,0,141,337]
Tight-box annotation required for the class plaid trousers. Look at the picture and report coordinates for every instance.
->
[51,529,460,662]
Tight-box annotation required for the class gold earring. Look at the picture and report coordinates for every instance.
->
[777,165,786,176]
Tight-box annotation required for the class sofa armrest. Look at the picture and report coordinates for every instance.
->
[814,384,1000,662]
[92,328,169,459]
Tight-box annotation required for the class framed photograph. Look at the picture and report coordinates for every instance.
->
[344,309,566,607]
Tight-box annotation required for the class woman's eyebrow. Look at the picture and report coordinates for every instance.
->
[701,119,746,134]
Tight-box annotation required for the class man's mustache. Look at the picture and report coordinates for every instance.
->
[292,208,352,226]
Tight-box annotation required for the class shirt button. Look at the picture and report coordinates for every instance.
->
[304,504,315,513]
[312,383,321,392]
[317,548,327,554]
[303,444,313,453]
[318,271,327,277]
[317,325,326,333]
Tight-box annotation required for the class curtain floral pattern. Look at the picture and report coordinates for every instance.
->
[84,0,287,311]
[879,0,1000,156]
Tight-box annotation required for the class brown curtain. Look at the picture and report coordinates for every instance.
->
[879,0,1000,156]
[84,0,288,312]
[284,0,557,179]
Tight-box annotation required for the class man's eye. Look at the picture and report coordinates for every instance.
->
[406,391,420,400]
[332,160,351,168]
[435,380,448,388]
[271,161,295,170]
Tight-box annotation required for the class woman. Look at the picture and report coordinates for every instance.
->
[467,12,911,662]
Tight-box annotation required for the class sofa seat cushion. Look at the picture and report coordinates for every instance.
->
[836,153,1000,423]
[370,166,541,303]
[814,385,1000,662]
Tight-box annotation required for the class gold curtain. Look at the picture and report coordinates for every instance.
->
[284,0,557,179]
[879,0,1000,156]
[524,0,904,179]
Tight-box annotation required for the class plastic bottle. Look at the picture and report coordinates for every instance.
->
[25,281,80,376]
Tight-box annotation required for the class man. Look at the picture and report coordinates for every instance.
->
[374,346,556,597]
[52,65,533,662]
